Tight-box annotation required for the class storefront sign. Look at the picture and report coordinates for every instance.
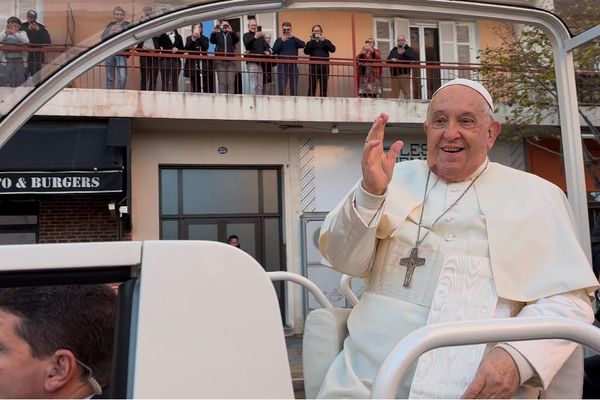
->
[0,171,123,194]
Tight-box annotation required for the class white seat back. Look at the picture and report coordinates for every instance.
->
[132,240,293,398]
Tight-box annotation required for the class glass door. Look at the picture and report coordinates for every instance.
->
[410,25,441,100]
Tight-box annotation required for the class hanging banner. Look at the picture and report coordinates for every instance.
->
[0,170,123,194]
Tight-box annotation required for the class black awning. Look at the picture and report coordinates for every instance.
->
[0,120,128,195]
[0,121,124,172]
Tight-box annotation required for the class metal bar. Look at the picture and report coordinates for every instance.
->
[565,24,600,51]
[268,271,333,309]
[340,274,359,307]
[553,44,591,256]
[0,0,283,149]
[370,317,600,399]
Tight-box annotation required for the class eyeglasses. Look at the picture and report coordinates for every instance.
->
[76,358,103,396]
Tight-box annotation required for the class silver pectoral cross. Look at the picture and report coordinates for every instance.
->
[399,247,425,288]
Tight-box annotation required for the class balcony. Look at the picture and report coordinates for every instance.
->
[0,44,598,127]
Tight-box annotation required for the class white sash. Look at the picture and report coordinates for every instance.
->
[409,254,498,398]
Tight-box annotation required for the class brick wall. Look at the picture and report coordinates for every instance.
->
[38,195,128,243]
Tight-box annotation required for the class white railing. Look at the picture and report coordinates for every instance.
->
[370,316,600,398]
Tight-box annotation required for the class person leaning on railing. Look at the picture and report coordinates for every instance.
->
[158,29,183,92]
[303,25,336,97]
[20,10,51,85]
[0,16,29,87]
[356,38,382,99]
[136,6,160,91]
[184,23,209,93]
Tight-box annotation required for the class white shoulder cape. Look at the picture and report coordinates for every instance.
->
[376,160,599,301]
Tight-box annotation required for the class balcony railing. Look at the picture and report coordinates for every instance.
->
[1,44,598,105]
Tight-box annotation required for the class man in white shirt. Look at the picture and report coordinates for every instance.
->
[318,78,599,398]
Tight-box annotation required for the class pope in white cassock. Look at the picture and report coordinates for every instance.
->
[318,79,600,399]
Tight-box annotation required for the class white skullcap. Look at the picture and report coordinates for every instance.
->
[431,78,494,110]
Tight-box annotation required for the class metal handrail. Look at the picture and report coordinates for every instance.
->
[340,274,359,307]
[267,271,333,309]
[370,316,600,399]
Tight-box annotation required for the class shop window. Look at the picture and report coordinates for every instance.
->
[0,200,38,244]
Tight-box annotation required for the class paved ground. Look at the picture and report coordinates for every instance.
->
[286,334,305,398]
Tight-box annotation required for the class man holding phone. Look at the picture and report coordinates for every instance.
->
[210,19,239,94]
[272,22,305,96]
[243,18,271,95]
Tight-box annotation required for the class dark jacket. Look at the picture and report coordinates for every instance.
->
[303,38,336,59]
[20,21,51,45]
[242,32,270,62]
[101,20,131,41]
[20,21,51,63]
[272,36,305,58]
[209,30,239,57]
[387,45,418,76]
[158,31,184,54]
[184,34,209,76]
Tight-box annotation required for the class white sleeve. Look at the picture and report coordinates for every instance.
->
[354,181,386,227]
[499,290,593,389]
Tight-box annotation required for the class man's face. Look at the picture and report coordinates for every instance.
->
[248,20,257,33]
[228,238,240,248]
[0,310,48,398]
[282,25,291,35]
[397,35,406,47]
[424,85,500,182]
[114,9,125,22]
[26,16,36,23]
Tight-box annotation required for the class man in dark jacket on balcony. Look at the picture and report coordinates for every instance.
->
[272,21,305,96]
[20,10,51,85]
[158,29,183,92]
[243,19,271,95]
[184,23,209,93]
[210,20,239,94]
[387,34,418,99]
[101,6,131,89]
[304,24,335,97]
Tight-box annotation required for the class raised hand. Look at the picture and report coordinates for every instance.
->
[361,113,403,195]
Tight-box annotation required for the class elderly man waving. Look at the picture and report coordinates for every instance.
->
[318,78,599,398]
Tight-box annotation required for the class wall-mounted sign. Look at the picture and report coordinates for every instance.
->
[0,170,123,194]
[385,142,428,162]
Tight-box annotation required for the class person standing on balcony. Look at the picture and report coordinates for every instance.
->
[262,32,275,95]
[0,16,29,87]
[304,25,335,97]
[272,22,305,96]
[210,20,239,94]
[356,38,382,98]
[20,10,51,85]
[184,23,209,93]
[243,19,271,96]
[158,29,183,92]
[136,6,160,91]
[387,34,418,99]
[101,6,131,90]
[318,78,599,398]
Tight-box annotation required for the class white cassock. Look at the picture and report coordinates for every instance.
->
[318,159,599,398]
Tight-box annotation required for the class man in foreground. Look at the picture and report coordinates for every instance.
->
[318,78,599,398]
[0,285,117,398]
